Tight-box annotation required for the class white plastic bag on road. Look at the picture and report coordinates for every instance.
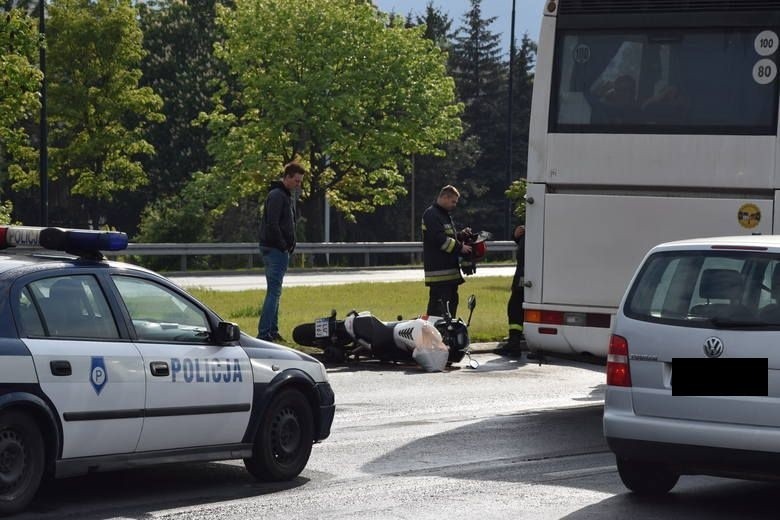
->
[411,320,450,372]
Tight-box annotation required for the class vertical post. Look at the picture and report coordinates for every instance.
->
[39,0,48,226]
[324,196,330,266]
[505,0,517,239]
[410,154,415,263]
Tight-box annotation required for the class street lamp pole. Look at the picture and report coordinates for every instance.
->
[39,0,48,226]
[505,0,516,238]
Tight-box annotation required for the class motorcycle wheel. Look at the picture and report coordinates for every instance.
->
[292,323,318,346]
[448,348,467,363]
[323,346,346,364]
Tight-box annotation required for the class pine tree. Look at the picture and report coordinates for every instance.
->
[416,1,452,50]
[449,0,509,236]
[509,33,537,182]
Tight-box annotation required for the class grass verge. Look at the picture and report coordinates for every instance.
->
[189,276,513,349]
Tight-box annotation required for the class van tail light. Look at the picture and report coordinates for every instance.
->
[607,334,631,387]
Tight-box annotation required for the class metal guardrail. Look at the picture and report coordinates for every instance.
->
[103,241,518,271]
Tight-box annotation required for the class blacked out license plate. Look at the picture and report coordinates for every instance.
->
[672,358,768,396]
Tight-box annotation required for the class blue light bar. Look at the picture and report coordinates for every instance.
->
[40,228,128,253]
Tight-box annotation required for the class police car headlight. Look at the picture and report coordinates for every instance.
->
[318,361,330,382]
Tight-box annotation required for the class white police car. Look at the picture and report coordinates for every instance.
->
[605,235,780,495]
[0,226,335,515]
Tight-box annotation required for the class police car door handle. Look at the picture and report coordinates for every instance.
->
[149,361,169,377]
[50,360,72,376]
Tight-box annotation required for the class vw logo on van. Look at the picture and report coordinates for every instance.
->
[703,337,724,358]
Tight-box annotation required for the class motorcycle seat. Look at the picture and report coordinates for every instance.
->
[352,315,395,347]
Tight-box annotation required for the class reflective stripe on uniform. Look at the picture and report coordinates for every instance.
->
[440,237,456,253]
[424,268,462,283]
[509,323,524,332]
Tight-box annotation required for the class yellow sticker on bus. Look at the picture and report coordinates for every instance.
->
[738,203,761,229]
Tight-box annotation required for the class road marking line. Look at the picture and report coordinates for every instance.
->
[543,465,616,479]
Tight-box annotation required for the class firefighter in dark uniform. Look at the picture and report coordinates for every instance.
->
[422,185,472,317]
[497,224,525,356]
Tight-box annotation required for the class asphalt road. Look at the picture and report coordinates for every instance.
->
[17,352,780,519]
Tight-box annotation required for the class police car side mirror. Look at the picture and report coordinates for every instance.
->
[214,321,240,344]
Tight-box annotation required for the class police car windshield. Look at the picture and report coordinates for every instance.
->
[625,250,780,328]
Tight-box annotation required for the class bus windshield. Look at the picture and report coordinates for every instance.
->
[551,28,779,134]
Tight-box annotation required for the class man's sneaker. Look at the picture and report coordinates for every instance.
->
[258,333,285,342]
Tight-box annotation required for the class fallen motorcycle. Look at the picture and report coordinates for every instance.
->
[292,295,479,372]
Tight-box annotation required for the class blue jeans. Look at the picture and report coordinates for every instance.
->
[258,247,289,338]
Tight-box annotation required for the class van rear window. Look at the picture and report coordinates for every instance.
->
[624,251,780,327]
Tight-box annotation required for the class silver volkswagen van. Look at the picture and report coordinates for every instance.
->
[604,235,780,494]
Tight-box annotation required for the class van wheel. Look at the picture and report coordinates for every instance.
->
[0,412,45,515]
[616,457,679,495]
[244,389,314,481]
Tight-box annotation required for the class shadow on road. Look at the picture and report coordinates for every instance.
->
[563,479,780,519]
[361,403,780,518]
[318,349,608,377]
[20,462,310,520]
[361,404,612,489]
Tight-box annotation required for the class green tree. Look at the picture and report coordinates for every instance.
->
[203,0,463,242]
[449,0,509,237]
[416,1,453,51]
[14,0,164,228]
[508,33,536,183]
[138,0,227,199]
[2,1,36,11]
[406,3,479,238]
[0,7,41,191]
[342,2,473,248]
[121,0,232,239]
[505,178,526,222]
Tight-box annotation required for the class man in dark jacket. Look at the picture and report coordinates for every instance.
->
[257,161,305,341]
[422,185,472,317]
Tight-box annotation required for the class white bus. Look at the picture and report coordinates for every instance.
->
[524,0,780,357]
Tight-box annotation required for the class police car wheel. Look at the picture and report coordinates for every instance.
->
[0,412,44,515]
[244,389,314,481]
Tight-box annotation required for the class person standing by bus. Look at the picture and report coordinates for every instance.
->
[497,224,526,357]
[422,185,472,317]
[257,161,305,341]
